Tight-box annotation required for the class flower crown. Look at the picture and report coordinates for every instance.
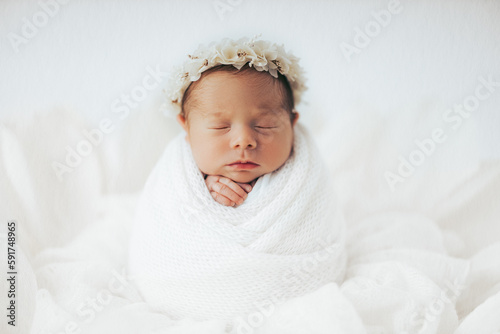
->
[160,35,307,118]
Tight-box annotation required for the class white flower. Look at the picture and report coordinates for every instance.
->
[161,36,307,117]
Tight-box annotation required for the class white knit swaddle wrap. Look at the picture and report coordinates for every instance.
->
[127,123,346,323]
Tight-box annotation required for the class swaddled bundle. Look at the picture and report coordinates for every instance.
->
[127,123,346,323]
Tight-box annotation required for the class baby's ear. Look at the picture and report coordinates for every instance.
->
[176,113,188,132]
[292,110,300,127]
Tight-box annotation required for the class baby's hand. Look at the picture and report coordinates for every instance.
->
[205,175,253,207]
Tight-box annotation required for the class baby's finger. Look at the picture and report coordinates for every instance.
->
[210,191,235,207]
[205,175,220,191]
[237,183,253,193]
[218,177,249,199]
[212,181,245,205]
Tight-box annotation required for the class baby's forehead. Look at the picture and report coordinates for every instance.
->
[184,68,291,120]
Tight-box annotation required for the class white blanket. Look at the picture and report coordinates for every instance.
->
[127,123,346,327]
[2,110,497,334]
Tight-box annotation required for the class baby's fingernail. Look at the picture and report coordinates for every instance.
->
[231,202,236,207]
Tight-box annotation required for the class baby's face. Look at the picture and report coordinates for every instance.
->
[177,70,298,183]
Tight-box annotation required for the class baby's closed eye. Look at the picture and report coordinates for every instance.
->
[207,124,278,130]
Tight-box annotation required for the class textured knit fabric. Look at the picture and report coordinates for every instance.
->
[127,123,346,323]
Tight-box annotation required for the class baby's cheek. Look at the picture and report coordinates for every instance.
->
[198,141,229,173]
[263,140,293,168]
[191,146,214,172]
[258,133,277,145]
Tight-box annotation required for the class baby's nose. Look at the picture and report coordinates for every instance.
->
[230,128,257,149]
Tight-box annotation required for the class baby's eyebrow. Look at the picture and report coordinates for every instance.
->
[200,107,283,119]
[256,107,282,116]
[198,110,227,119]
[204,111,224,118]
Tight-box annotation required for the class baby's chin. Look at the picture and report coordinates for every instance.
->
[220,171,263,184]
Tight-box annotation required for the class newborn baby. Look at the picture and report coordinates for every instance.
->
[128,36,345,325]
[175,63,299,207]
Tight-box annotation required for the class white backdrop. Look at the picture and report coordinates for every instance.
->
[1,0,499,155]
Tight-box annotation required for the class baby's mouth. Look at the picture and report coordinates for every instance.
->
[227,161,259,170]
[228,160,258,165]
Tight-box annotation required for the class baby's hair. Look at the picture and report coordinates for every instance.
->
[181,63,295,123]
